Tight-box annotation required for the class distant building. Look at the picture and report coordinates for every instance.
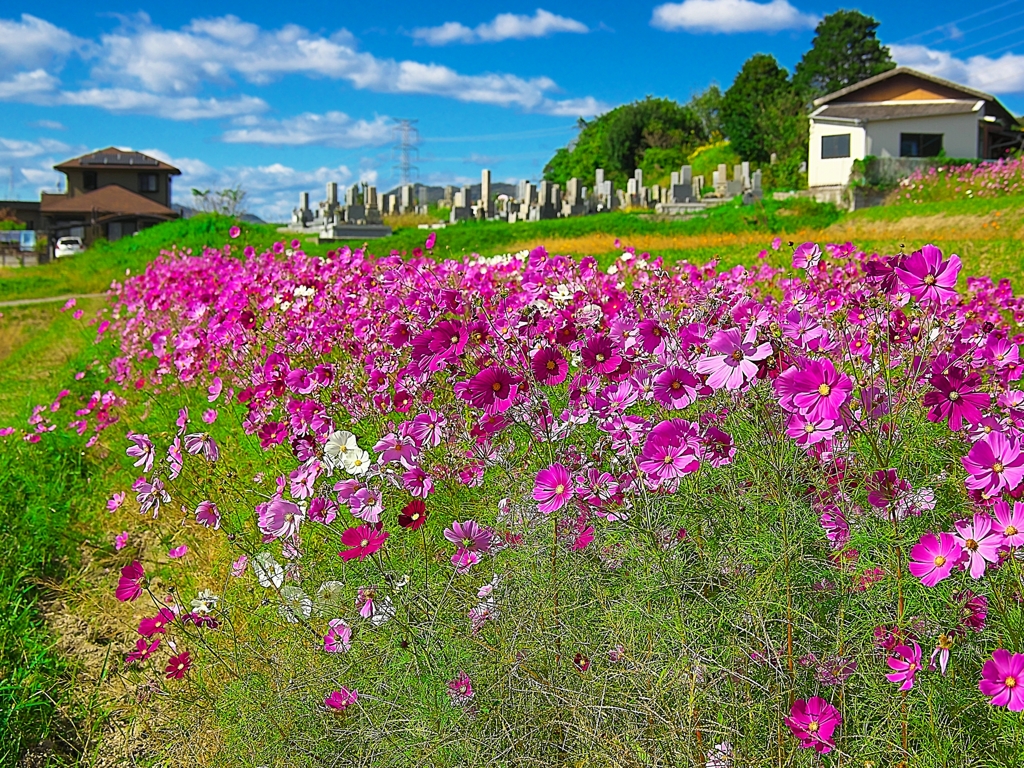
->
[40,147,181,245]
[808,67,1022,189]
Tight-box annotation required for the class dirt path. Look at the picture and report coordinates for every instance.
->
[0,293,106,308]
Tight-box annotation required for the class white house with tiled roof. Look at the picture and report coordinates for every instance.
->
[808,67,1022,189]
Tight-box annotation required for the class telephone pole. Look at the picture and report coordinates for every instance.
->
[391,119,420,187]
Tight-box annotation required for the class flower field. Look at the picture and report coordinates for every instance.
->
[891,156,1024,206]
[6,228,1024,765]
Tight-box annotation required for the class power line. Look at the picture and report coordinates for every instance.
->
[893,0,1020,44]
[950,22,1024,54]
[423,125,578,143]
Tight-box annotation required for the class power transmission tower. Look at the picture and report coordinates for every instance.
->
[391,119,420,187]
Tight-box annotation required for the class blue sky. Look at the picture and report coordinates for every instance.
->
[2,1,1022,220]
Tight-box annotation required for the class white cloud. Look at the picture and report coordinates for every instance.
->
[0,14,87,70]
[412,9,588,46]
[56,89,268,120]
[892,44,1024,95]
[222,112,392,147]
[30,119,66,130]
[0,135,80,197]
[86,14,601,115]
[0,69,60,100]
[651,0,819,33]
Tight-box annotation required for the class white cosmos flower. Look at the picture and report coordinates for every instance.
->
[342,448,371,476]
[313,580,345,616]
[369,596,395,627]
[252,552,284,589]
[324,430,360,466]
[278,585,312,623]
[190,589,220,614]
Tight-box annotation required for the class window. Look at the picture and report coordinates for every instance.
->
[139,173,158,193]
[900,133,943,158]
[83,171,98,191]
[821,134,851,159]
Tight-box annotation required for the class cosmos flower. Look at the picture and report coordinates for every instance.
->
[455,366,519,414]
[993,498,1024,546]
[324,619,352,653]
[952,513,1002,579]
[338,524,389,561]
[978,649,1024,711]
[532,347,569,386]
[533,463,575,514]
[784,697,841,753]
[886,642,923,690]
[908,532,963,586]
[447,671,474,706]
[165,651,192,680]
[398,500,428,530]
[695,327,772,391]
[443,520,492,552]
[325,687,359,712]
[116,561,145,602]
[961,431,1024,496]
[923,368,989,431]
[894,244,961,304]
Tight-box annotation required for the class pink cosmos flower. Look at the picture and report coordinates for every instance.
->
[953,513,1002,579]
[168,545,188,559]
[792,242,821,269]
[165,650,191,679]
[126,433,155,473]
[955,590,988,632]
[923,368,989,431]
[786,413,841,447]
[638,319,668,354]
[125,637,160,665]
[653,366,699,408]
[965,431,1024,496]
[338,524,388,561]
[455,366,519,414]
[790,359,852,421]
[894,244,961,303]
[978,649,1024,711]
[231,555,248,577]
[325,687,359,712]
[116,561,145,601]
[929,633,954,675]
[784,697,841,753]
[114,531,129,551]
[138,608,175,638]
[258,499,304,539]
[447,671,474,706]
[195,500,221,529]
[229,225,241,238]
[425,231,436,250]
[532,347,569,386]
[533,463,574,514]
[695,327,772,391]
[202,409,218,424]
[886,642,923,690]
[183,432,220,462]
[909,532,963,586]
[107,491,126,512]
[324,619,352,653]
[993,498,1024,546]
[443,520,492,552]
[637,419,700,484]
[451,548,480,573]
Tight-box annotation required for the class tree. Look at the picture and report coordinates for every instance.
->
[721,54,797,163]
[543,97,709,187]
[793,10,895,100]
[687,85,724,139]
[191,186,248,217]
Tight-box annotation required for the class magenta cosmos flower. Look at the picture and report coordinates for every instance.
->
[894,244,961,304]
[138,609,175,638]
[455,366,519,413]
[790,359,852,421]
[533,463,575,514]
[695,327,773,391]
[443,520,492,552]
[116,560,145,602]
[993,498,1024,546]
[653,366,699,409]
[961,431,1024,496]
[784,697,841,753]
[324,619,352,653]
[581,335,622,375]
[923,368,990,432]
[909,532,963,586]
[165,650,191,680]
[532,347,569,386]
[638,419,700,484]
[448,671,474,706]
[953,513,1002,579]
[979,649,1024,711]
[338,524,389,561]
[885,642,923,690]
[325,687,359,712]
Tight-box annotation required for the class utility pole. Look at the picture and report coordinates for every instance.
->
[391,119,420,187]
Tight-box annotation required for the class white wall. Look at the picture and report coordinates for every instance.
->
[865,112,981,160]
[808,121,866,188]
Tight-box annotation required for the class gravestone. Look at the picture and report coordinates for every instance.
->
[481,169,493,218]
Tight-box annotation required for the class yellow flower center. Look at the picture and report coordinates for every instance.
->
[933,555,946,567]
[1005,525,1018,536]
[731,350,744,361]
[804,424,815,434]
[360,539,369,547]
[818,383,831,396]
[596,353,605,362]
[965,538,978,551]
[948,391,959,401]
[924,274,936,285]
[663,455,673,464]
[492,382,502,392]
[546,360,556,371]
[1006,676,1018,688]
[411,513,420,521]
[993,463,1004,474]
[671,381,681,390]
[555,484,565,495]
[177,662,185,670]
[807,720,819,733]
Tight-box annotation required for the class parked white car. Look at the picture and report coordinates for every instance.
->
[54,237,85,258]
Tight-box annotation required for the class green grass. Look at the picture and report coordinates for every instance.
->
[0,301,112,766]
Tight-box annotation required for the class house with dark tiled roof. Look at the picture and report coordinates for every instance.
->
[808,67,1023,189]
[40,147,181,246]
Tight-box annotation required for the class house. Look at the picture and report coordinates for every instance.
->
[40,148,181,245]
[808,67,1022,189]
